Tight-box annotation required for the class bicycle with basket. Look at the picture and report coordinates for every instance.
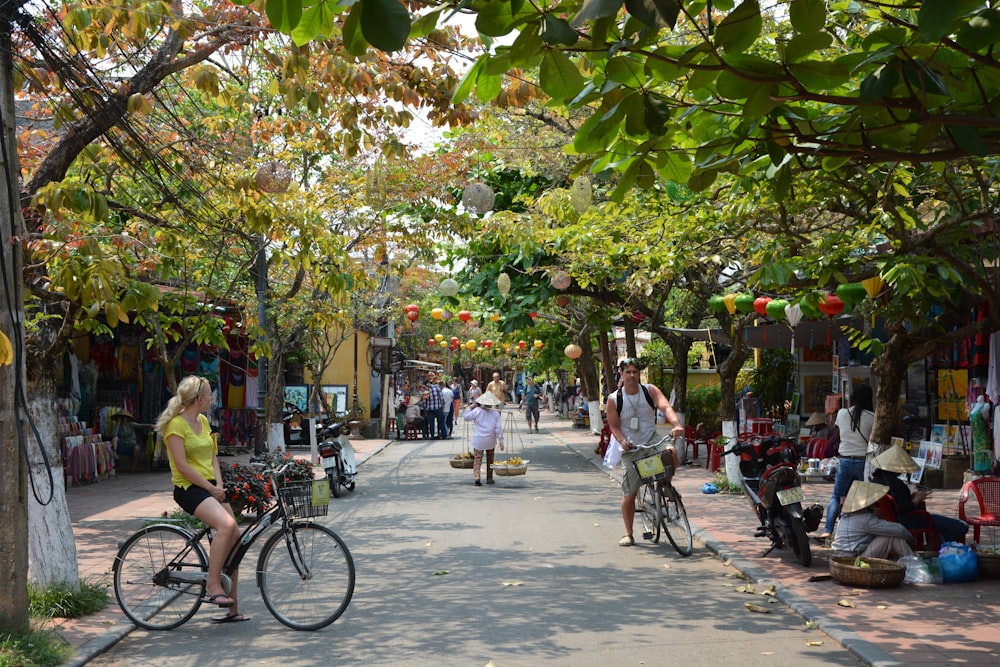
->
[112,460,355,631]
[632,435,693,556]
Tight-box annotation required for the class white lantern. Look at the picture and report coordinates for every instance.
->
[570,176,592,213]
[462,181,495,214]
[255,160,292,193]
[550,270,571,290]
[497,272,511,296]
[439,278,459,297]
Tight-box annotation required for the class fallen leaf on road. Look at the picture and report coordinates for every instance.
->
[805,621,817,629]
[736,584,755,594]
[744,602,770,613]
[433,570,448,576]
[662,564,671,569]
[806,640,824,646]
[762,585,776,597]
[761,652,774,656]
[838,599,856,608]
[425,542,432,547]
[502,581,524,586]
[594,523,601,527]
[876,605,887,610]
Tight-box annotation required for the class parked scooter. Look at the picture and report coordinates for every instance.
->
[723,435,823,566]
[318,419,357,498]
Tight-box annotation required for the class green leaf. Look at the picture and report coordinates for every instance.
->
[688,168,717,192]
[475,70,503,104]
[821,156,850,172]
[784,31,832,62]
[744,83,780,119]
[571,0,625,27]
[540,49,585,102]
[624,0,680,29]
[947,124,988,156]
[788,59,849,89]
[771,163,792,201]
[477,0,516,37]
[642,93,671,135]
[917,0,959,42]
[956,9,1000,52]
[508,25,543,69]
[789,0,825,34]
[452,58,484,104]
[541,15,579,45]
[858,65,899,103]
[606,56,646,87]
[903,60,948,97]
[360,0,411,52]
[266,0,302,34]
[714,0,762,55]
[291,1,336,46]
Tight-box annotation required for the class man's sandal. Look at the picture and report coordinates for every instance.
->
[618,534,635,547]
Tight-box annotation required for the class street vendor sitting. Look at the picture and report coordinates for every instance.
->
[405,395,428,438]
[111,410,142,471]
[870,445,969,544]
[831,480,915,561]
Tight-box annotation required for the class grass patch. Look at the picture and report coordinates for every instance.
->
[28,578,109,620]
[148,507,206,530]
[0,627,72,667]
[712,472,744,494]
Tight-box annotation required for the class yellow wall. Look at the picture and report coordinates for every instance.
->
[687,369,720,389]
[304,330,372,415]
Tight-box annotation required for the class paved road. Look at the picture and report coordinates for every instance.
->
[88,435,862,666]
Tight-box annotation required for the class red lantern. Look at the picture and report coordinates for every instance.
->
[458,310,472,323]
[556,295,570,308]
[427,339,436,347]
[406,310,419,322]
[753,296,772,316]
[819,294,845,317]
[529,312,538,319]
[450,336,459,345]
[404,304,418,313]
[483,340,493,349]
[518,340,527,350]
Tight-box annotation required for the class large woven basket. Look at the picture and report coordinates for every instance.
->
[830,556,905,588]
[491,461,528,476]
[449,457,474,469]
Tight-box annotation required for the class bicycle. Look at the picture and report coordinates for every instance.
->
[112,461,355,631]
[631,436,693,556]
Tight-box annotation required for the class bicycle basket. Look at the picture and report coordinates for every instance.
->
[279,480,330,518]
[634,453,673,482]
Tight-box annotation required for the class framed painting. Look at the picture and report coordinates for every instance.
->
[283,385,308,413]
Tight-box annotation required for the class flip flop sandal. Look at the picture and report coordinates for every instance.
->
[200,593,236,607]
[211,613,251,623]
[618,534,635,547]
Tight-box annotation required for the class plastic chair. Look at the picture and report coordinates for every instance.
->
[959,476,1000,543]
[876,496,941,552]
[683,423,706,463]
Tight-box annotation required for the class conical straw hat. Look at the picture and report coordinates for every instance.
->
[805,411,826,427]
[475,392,502,407]
[842,481,889,514]
[872,445,920,473]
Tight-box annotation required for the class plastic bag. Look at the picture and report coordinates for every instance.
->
[899,554,933,585]
[939,541,978,583]
[603,435,623,469]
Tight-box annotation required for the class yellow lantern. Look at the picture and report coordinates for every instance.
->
[862,276,884,299]
[439,340,448,348]
[466,340,477,351]
[431,307,444,320]
[723,293,738,315]
[533,340,543,349]
[434,333,444,342]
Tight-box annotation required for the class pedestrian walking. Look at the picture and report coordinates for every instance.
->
[463,391,504,486]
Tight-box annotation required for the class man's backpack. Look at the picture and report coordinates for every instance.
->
[615,384,655,414]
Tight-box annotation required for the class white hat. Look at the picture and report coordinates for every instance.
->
[474,392,502,407]
[842,481,889,514]
[470,380,478,386]
[872,445,920,474]
[408,395,422,407]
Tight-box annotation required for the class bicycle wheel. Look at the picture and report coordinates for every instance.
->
[112,524,208,630]
[258,522,356,630]
[661,484,694,556]
[637,483,660,542]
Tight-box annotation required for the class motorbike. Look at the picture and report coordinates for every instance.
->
[723,435,823,567]
[318,419,357,498]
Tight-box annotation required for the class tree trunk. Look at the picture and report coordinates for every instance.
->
[597,328,616,400]
[664,332,693,416]
[869,332,910,451]
[0,16,29,628]
[26,373,79,588]
[575,328,603,434]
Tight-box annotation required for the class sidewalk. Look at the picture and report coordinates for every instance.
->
[57,410,998,666]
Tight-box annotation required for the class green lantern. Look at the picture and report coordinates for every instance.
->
[734,293,756,313]
[799,295,822,319]
[766,299,789,321]
[836,282,867,309]
[709,295,728,314]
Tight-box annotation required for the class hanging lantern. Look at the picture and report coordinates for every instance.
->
[458,310,472,323]
[569,176,593,213]
[480,339,491,349]
[862,275,885,299]
[734,293,756,313]
[632,311,646,323]
[551,270,571,290]
[442,309,453,321]
[819,294,845,317]
[766,298,789,321]
[518,340,527,350]
[784,303,804,327]
[753,296,772,316]
[836,283,867,309]
[466,340,477,351]
[428,339,436,347]
[536,342,544,350]
[450,336,459,345]
[431,307,444,320]
[462,181,495,214]
[497,272,511,296]
[556,295,571,308]
[800,295,822,319]
[723,293,738,315]
[434,334,444,342]
[533,340,543,349]
[404,304,418,313]
[439,340,448,348]
[439,278,460,297]
[449,342,460,352]
[709,295,727,314]
[406,310,419,322]
[564,343,583,359]
[255,160,292,193]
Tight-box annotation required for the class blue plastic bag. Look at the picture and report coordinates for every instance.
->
[701,482,718,494]
[939,541,978,583]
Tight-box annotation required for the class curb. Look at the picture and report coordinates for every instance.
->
[557,435,904,667]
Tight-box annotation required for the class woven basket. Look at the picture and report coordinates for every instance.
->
[449,457,474,469]
[278,480,330,519]
[829,556,905,588]
[491,461,528,476]
[977,553,1000,579]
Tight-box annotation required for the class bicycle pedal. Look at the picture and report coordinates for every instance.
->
[642,531,654,540]
[754,528,767,537]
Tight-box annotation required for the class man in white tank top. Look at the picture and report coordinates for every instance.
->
[606,358,684,547]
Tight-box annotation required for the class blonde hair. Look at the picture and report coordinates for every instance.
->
[155,376,209,433]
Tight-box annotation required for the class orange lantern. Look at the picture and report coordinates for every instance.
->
[564,343,583,359]
[819,294,845,317]
[533,340,543,349]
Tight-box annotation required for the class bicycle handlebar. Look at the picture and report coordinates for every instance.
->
[626,434,679,450]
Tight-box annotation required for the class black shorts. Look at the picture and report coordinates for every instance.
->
[173,481,217,515]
